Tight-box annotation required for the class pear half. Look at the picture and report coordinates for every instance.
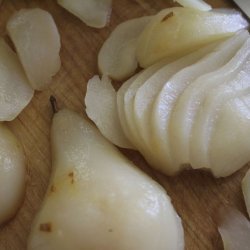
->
[0,38,33,121]
[7,8,61,90]
[0,123,26,225]
[28,109,184,250]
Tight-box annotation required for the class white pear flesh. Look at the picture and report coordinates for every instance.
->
[27,109,184,250]
[7,8,61,90]
[242,169,250,217]
[170,31,249,170]
[152,34,241,175]
[218,208,250,250]
[174,0,212,11]
[85,75,133,149]
[190,38,250,174]
[208,93,250,177]
[133,42,218,165]
[57,0,112,28]
[98,16,151,80]
[0,123,26,225]
[0,39,34,121]
[136,7,248,67]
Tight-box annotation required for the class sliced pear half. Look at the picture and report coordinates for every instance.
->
[170,31,248,170]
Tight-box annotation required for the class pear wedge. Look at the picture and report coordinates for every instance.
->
[174,0,211,11]
[0,123,26,225]
[242,169,250,217]
[57,0,112,28]
[7,8,61,90]
[28,109,184,250]
[98,16,151,80]
[170,31,248,170]
[0,39,34,121]
[136,7,248,67]
[85,75,133,149]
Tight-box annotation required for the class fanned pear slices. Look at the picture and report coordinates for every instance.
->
[242,169,250,217]
[0,123,26,225]
[7,8,61,90]
[151,33,245,175]
[133,42,218,158]
[170,30,248,170]
[98,16,151,80]
[85,75,133,149]
[0,39,33,121]
[28,109,184,250]
[57,0,112,28]
[136,7,248,67]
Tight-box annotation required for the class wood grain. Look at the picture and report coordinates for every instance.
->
[0,0,248,249]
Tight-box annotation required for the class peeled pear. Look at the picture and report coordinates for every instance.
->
[174,0,211,11]
[27,109,184,250]
[170,31,248,170]
[98,16,151,80]
[136,7,248,67]
[0,38,34,121]
[242,169,250,217]
[218,208,250,250]
[7,8,61,90]
[57,0,112,28]
[0,123,26,225]
[85,75,133,149]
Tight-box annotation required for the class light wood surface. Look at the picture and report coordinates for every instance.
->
[0,0,248,249]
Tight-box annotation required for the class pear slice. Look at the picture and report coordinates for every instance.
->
[190,38,250,175]
[85,75,133,149]
[207,92,250,177]
[116,73,140,148]
[174,0,212,11]
[98,16,151,81]
[133,41,218,153]
[218,208,250,250]
[27,109,184,250]
[57,0,112,28]
[0,123,26,225]
[242,169,250,217]
[152,33,245,175]
[7,8,61,90]
[117,63,163,151]
[0,39,34,121]
[136,7,248,67]
[170,31,248,170]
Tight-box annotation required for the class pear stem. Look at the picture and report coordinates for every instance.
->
[50,95,58,114]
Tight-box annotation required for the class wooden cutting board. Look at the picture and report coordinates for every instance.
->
[0,0,248,249]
